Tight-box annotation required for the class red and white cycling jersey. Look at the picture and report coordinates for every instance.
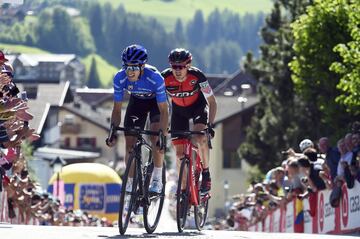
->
[162,66,214,107]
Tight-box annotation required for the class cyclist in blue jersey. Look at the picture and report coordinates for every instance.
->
[106,44,169,194]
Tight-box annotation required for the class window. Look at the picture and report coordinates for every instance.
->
[77,137,96,149]
[64,114,75,124]
[223,150,241,169]
[63,137,71,148]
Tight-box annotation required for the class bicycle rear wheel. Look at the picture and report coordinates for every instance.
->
[143,161,166,234]
[118,154,138,235]
[176,158,190,233]
[194,191,209,230]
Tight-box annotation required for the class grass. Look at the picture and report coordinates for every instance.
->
[82,54,118,87]
[0,43,50,54]
[98,0,272,31]
[0,43,117,87]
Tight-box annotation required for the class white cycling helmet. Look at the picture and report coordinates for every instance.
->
[299,139,314,152]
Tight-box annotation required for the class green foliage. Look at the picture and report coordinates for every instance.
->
[330,1,360,115]
[0,43,50,54]
[36,7,95,56]
[87,57,101,88]
[239,0,313,172]
[246,165,265,185]
[0,1,266,75]
[82,53,118,87]
[290,0,356,137]
[96,0,272,31]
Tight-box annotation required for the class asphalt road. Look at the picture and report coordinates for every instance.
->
[1,224,360,239]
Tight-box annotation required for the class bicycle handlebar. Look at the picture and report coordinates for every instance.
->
[114,126,159,136]
[169,129,212,149]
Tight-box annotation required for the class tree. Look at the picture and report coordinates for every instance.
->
[290,0,356,138]
[330,1,360,115]
[239,0,313,172]
[87,57,101,88]
[174,19,186,45]
[88,3,105,52]
[186,10,205,46]
[36,7,95,56]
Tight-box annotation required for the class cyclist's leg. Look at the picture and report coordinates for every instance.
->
[149,98,164,193]
[192,105,211,193]
[124,96,148,180]
[171,107,190,190]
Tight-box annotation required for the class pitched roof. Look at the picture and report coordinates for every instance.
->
[33,146,100,161]
[21,54,77,64]
[61,99,111,131]
[214,95,259,124]
[16,81,72,134]
[213,70,257,96]
[75,88,113,106]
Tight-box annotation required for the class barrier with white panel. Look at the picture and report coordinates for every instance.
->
[247,181,360,234]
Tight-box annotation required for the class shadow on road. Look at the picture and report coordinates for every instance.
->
[102,231,203,238]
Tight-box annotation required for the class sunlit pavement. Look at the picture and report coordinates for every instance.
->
[1,223,360,239]
[2,182,359,239]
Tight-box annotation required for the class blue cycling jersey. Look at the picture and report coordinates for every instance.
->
[113,65,167,103]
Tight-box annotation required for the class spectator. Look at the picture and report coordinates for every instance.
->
[0,51,9,68]
[318,137,340,181]
[304,147,324,169]
[336,138,353,178]
[298,156,326,192]
[299,139,314,152]
[285,159,304,200]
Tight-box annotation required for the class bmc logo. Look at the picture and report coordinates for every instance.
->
[342,184,349,227]
[170,90,198,98]
[319,192,325,232]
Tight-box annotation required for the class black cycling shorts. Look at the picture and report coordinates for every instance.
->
[124,95,160,135]
[170,101,208,140]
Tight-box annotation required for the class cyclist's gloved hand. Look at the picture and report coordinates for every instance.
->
[207,123,215,138]
[105,134,118,147]
[156,130,167,151]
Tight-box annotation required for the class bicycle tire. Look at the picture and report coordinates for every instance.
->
[194,191,209,230]
[176,158,190,233]
[118,154,138,235]
[143,161,166,234]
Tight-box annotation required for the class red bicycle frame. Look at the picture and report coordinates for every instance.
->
[183,138,203,206]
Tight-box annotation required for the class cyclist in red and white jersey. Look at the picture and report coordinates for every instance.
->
[161,48,217,194]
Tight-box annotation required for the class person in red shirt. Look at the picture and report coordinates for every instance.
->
[161,48,217,193]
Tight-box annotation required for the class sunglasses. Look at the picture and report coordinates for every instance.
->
[171,64,187,70]
[124,65,142,72]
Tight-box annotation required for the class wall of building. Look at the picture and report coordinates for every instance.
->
[208,123,251,218]
[58,109,125,166]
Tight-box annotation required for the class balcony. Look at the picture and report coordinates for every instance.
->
[60,123,81,134]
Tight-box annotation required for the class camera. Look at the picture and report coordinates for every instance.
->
[301,177,308,184]
[2,82,19,97]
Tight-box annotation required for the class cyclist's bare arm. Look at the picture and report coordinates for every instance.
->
[206,95,217,125]
[199,79,217,125]
[157,102,169,136]
[110,101,123,127]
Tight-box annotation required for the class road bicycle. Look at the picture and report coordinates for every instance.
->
[109,126,166,235]
[173,130,212,232]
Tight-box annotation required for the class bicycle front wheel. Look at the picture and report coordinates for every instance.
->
[118,154,138,235]
[143,161,166,234]
[176,158,190,233]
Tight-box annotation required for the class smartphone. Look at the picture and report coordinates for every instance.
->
[21,91,28,101]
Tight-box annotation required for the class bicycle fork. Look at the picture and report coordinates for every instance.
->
[188,157,199,206]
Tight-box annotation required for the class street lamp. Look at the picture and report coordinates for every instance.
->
[50,157,65,198]
[224,179,229,214]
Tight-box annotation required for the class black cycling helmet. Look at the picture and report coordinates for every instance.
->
[122,44,148,65]
[168,48,192,64]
